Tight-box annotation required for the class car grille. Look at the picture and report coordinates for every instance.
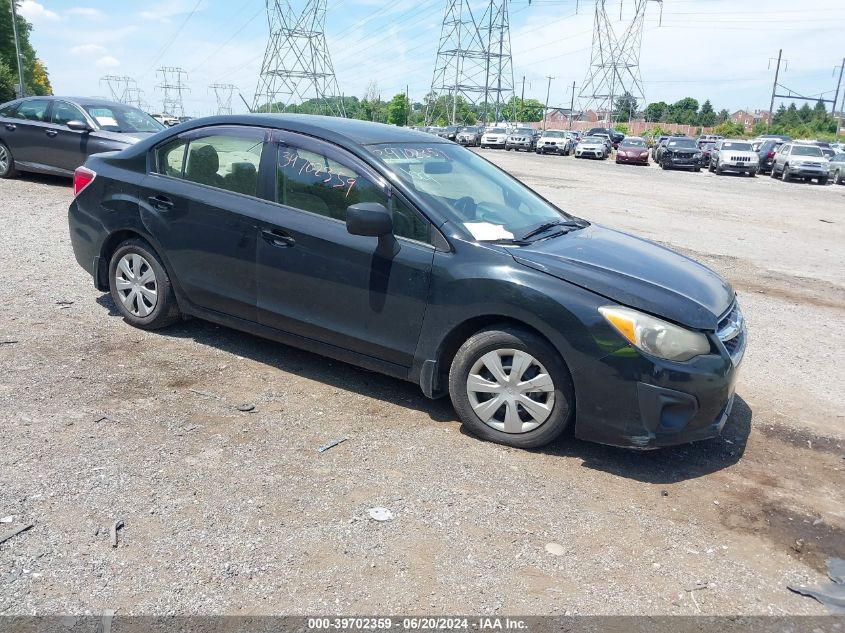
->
[729,156,752,162]
[802,162,823,168]
[716,303,746,364]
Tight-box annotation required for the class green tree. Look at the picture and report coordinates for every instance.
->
[709,121,745,137]
[0,0,51,97]
[0,58,15,102]
[798,103,813,123]
[698,100,716,127]
[716,109,730,124]
[613,91,638,122]
[812,99,829,121]
[645,101,668,122]
[669,97,699,124]
[386,93,409,126]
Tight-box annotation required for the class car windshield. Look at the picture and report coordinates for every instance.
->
[544,131,565,138]
[460,127,479,133]
[581,137,601,143]
[83,104,164,133]
[621,139,645,147]
[368,143,577,241]
[721,141,752,151]
[487,128,506,134]
[667,138,697,148]
[791,145,824,157]
[512,128,533,135]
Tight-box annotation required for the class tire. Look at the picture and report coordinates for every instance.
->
[661,159,669,170]
[770,165,778,178]
[834,169,842,185]
[782,165,790,182]
[818,177,828,185]
[0,142,19,179]
[749,170,757,178]
[108,238,181,330]
[448,326,574,449]
[694,166,701,173]
[715,161,723,175]
[708,160,715,173]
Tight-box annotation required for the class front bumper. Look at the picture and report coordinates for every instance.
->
[789,165,827,177]
[721,161,756,172]
[617,153,648,164]
[538,144,567,154]
[666,155,700,168]
[457,137,477,145]
[481,138,506,147]
[507,140,533,150]
[576,148,604,158]
[571,330,745,449]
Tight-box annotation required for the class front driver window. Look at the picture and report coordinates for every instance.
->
[51,101,85,126]
[276,144,429,243]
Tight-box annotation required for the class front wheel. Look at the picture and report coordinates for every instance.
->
[782,165,791,182]
[818,177,828,185]
[108,239,181,330]
[0,143,19,179]
[449,327,574,449]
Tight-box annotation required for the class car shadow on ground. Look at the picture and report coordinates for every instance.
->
[95,294,751,482]
[16,172,70,189]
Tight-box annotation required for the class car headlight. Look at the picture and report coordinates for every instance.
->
[695,152,702,158]
[599,306,711,362]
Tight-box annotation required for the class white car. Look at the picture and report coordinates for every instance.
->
[535,130,572,155]
[480,127,508,149]
[151,113,179,127]
[709,139,759,176]
[575,136,606,159]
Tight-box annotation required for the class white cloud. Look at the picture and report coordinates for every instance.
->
[70,44,106,55]
[67,7,105,19]
[17,0,60,23]
[95,56,120,69]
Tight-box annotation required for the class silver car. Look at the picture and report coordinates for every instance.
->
[830,151,845,185]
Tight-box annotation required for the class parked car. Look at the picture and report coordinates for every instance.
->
[455,126,482,147]
[755,138,783,174]
[0,96,166,179]
[757,133,791,143]
[535,130,572,155]
[615,137,649,165]
[697,134,723,146]
[68,114,745,450]
[438,125,460,141]
[655,137,702,171]
[151,113,180,127]
[505,128,537,152]
[771,142,830,184]
[593,133,613,153]
[699,142,716,165]
[480,127,508,149]
[586,127,624,147]
[574,136,607,159]
[709,139,758,176]
[651,136,669,159]
[829,152,845,184]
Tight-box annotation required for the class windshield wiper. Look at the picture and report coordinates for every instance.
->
[521,220,585,241]
[487,238,532,246]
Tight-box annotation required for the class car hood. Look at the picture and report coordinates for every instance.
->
[511,224,734,330]
[578,143,603,149]
[95,130,159,144]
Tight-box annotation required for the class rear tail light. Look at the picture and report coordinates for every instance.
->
[73,166,96,197]
[766,151,775,159]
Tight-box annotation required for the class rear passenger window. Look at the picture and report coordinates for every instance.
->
[15,99,49,122]
[276,144,430,243]
[154,128,265,196]
[0,103,18,117]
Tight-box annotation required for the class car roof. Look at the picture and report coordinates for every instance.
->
[12,95,131,109]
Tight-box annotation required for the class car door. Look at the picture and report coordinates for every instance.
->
[5,98,53,166]
[47,100,92,172]
[253,131,436,368]
[138,125,272,321]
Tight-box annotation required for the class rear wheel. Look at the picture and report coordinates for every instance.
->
[449,327,574,449]
[782,165,791,182]
[108,239,181,330]
[0,143,19,179]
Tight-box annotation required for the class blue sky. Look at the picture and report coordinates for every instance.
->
[17,0,845,117]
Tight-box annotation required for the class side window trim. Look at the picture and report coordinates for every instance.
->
[269,130,434,245]
[52,100,88,127]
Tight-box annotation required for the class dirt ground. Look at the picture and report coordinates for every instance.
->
[0,150,843,616]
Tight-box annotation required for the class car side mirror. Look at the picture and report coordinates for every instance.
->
[346,202,393,237]
[66,120,91,132]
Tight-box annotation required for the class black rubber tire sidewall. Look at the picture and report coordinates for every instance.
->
[108,239,180,330]
[448,327,574,449]
[0,142,19,179]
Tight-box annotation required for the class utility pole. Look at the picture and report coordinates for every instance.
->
[406,85,410,127]
[543,75,553,132]
[569,81,576,130]
[10,0,26,98]
[833,58,844,139]
[767,49,783,132]
[520,75,525,123]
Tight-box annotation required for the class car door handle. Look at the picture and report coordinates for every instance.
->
[45,129,58,138]
[4,123,15,131]
[147,195,174,211]
[261,228,295,248]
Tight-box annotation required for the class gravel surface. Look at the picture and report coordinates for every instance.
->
[0,153,843,616]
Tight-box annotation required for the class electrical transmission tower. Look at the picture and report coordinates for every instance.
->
[156,67,190,118]
[253,0,345,116]
[209,83,238,115]
[100,75,142,107]
[426,0,515,126]
[578,0,662,124]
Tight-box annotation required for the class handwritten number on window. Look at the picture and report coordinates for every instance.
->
[281,150,357,198]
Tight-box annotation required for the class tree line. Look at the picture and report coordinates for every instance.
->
[1,0,52,102]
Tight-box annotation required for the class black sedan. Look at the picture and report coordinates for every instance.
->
[0,96,165,178]
[68,114,745,450]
